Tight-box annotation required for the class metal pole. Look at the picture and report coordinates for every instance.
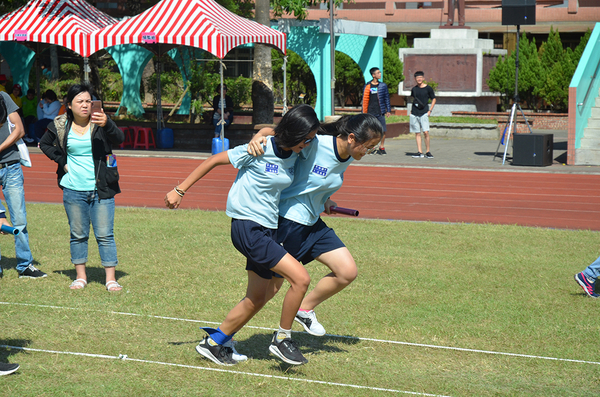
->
[219,61,225,144]
[329,0,335,116]
[514,25,520,103]
[282,55,288,115]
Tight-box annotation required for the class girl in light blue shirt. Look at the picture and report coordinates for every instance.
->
[250,114,383,336]
[165,104,320,366]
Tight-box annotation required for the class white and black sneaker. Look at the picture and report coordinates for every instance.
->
[19,264,47,279]
[412,152,425,158]
[294,310,326,336]
[269,332,308,365]
[223,339,248,362]
[195,336,238,366]
[0,362,19,376]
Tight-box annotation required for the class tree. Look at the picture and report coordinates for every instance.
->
[334,52,364,106]
[382,37,406,95]
[250,0,346,123]
[272,50,317,106]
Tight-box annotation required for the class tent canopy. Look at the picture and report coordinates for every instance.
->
[89,0,286,59]
[0,0,117,57]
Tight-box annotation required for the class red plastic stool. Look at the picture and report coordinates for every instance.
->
[118,127,133,149]
[130,126,156,150]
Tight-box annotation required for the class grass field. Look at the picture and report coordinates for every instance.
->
[1,204,599,396]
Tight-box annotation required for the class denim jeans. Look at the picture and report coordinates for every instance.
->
[62,188,118,267]
[583,255,600,280]
[213,114,233,136]
[0,163,34,273]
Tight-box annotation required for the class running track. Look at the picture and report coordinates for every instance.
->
[22,153,600,231]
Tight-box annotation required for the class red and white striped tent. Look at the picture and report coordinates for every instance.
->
[0,0,117,57]
[88,0,286,58]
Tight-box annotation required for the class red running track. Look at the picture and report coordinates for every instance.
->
[23,153,600,231]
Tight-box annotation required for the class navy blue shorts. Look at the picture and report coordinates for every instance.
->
[277,217,345,265]
[230,219,288,280]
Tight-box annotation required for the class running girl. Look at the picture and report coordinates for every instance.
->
[165,104,320,366]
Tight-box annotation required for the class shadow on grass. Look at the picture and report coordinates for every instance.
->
[168,331,360,371]
[0,339,31,362]
[0,258,43,273]
[53,267,128,287]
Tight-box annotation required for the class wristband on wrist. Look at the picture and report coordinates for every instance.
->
[174,186,185,197]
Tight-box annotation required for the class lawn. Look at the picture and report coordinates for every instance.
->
[1,204,599,396]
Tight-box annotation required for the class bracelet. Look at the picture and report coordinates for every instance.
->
[174,186,185,197]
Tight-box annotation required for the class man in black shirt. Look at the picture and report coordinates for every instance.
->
[409,71,436,158]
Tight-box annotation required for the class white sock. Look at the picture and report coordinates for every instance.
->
[277,326,292,341]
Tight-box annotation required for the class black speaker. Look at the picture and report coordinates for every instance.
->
[512,133,553,166]
[502,0,536,26]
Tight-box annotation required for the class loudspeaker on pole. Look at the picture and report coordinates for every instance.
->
[502,0,536,26]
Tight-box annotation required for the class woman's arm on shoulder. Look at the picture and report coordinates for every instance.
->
[247,127,275,156]
[165,151,231,209]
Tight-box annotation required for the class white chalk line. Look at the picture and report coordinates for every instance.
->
[3,301,599,366]
[0,344,450,397]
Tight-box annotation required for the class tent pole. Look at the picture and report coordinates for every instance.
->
[282,55,288,116]
[219,61,224,144]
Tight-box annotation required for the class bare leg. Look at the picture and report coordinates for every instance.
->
[219,272,282,335]
[415,132,423,153]
[70,263,87,289]
[270,253,311,329]
[300,247,357,311]
[219,253,308,334]
[380,134,386,148]
[423,131,431,153]
[105,266,121,291]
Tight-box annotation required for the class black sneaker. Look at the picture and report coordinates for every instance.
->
[19,264,47,279]
[195,336,238,366]
[376,148,387,155]
[0,362,19,375]
[268,332,308,365]
[425,152,434,159]
[412,152,424,158]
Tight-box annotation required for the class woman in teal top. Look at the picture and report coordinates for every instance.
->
[165,104,320,366]
[250,114,383,336]
[40,84,124,292]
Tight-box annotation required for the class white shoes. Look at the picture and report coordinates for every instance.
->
[294,310,326,336]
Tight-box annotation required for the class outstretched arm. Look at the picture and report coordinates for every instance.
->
[165,151,231,209]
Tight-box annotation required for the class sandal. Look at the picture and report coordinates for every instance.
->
[106,280,123,292]
[69,279,87,290]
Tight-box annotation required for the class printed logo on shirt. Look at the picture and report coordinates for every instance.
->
[265,163,279,174]
[288,167,294,176]
[312,164,328,177]
[370,87,378,94]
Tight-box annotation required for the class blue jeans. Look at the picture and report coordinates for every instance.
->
[583,255,600,280]
[62,188,118,267]
[213,114,233,136]
[0,163,33,273]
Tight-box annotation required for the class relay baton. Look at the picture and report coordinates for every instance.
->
[0,224,19,235]
[329,206,359,217]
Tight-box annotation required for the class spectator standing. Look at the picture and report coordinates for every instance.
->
[0,91,46,278]
[362,67,391,155]
[409,71,436,159]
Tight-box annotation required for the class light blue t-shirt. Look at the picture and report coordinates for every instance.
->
[60,127,96,191]
[279,134,353,226]
[226,136,297,229]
